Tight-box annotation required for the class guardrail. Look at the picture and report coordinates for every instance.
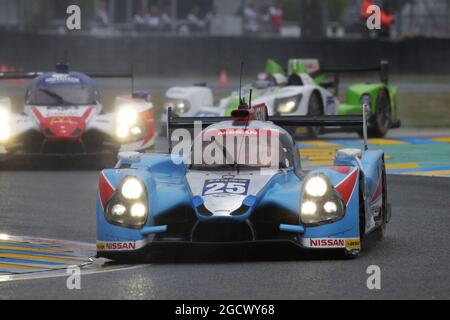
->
[1,31,450,76]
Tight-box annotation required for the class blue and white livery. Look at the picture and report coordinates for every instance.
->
[96,103,390,260]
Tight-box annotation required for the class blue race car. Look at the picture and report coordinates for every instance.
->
[96,103,390,260]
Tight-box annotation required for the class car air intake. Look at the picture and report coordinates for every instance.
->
[191,221,255,242]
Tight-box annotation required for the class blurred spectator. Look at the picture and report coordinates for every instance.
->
[186,6,207,32]
[133,9,147,31]
[205,5,217,32]
[96,1,109,27]
[243,2,260,34]
[259,4,271,31]
[268,2,283,33]
[161,5,173,31]
[146,5,161,31]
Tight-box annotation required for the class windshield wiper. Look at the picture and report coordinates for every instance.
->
[37,88,78,106]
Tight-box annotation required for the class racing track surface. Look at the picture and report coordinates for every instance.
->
[0,165,449,299]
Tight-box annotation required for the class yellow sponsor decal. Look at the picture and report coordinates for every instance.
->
[96,242,106,251]
[345,239,361,250]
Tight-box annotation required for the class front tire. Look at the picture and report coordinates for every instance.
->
[369,90,391,138]
[306,92,323,139]
[373,161,387,240]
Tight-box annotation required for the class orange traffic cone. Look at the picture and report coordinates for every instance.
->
[218,69,229,87]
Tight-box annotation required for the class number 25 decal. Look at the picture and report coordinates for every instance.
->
[202,180,249,196]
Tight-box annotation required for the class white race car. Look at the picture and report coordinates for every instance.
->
[162,59,400,138]
[0,64,155,157]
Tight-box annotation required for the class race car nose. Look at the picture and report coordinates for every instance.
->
[43,123,83,139]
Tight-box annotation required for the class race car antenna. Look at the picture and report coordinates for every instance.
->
[238,61,244,105]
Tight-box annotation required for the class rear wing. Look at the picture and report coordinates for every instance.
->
[0,71,132,80]
[167,107,368,151]
[167,107,362,130]
[321,60,389,95]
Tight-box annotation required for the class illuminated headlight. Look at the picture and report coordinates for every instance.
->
[0,110,10,142]
[117,108,138,127]
[121,177,144,200]
[115,107,146,141]
[323,201,338,213]
[301,175,345,225]
[104,176,148,228]
[111,204,126,216]
[305,176,328,197]
[116,125,129,139]
[165,99,190,114]
[275,95,301,114]
[301,201,317,216]
[130,126,142,136]
[0,126,10,142]
[0,108,9,124]
[130,203,146,218]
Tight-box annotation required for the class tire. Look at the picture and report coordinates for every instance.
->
[368,90,391,138]
[306,92,323,139]
[372,161,387,241]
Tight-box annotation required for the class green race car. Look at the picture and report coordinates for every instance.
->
[164,59,401,138]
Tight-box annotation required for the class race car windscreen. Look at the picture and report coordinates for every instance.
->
[26,84,97,106]
[189,129,291,170]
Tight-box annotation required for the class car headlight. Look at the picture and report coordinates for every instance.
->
[121,177,144,200]
[104,176,148,228]
[0,127,10,142]
[275,94,301,114]
[165,99,190,114]
[0,109,10,142]
[305,176,328,197]
[301,175,345,225]
[115,107,146,141]
[117,107,138,126]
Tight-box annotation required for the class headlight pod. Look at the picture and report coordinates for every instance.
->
[301,175,345,225]
[0,126,10,142]
[165,99,190,114]
[121,177,144,199]
[0,109,10,142]
[275,94,302,114]
[305,176,328,197]
[117,108,138,126]
[115,107,146,142]
[105,176,148,228]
